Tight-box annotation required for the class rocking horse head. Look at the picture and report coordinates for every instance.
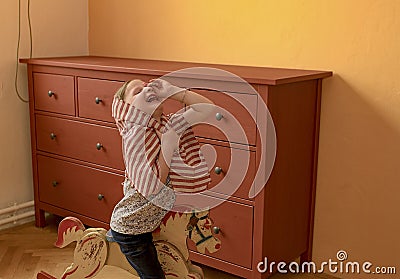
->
[155,207,222,256]
[185,210,221,254]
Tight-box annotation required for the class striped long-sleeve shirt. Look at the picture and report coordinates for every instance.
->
[110,97,210,234]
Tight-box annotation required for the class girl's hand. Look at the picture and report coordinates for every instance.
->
[148,79,184,99]
[161,128,180,154]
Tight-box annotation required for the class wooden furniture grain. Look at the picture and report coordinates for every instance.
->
[21,56,332,279]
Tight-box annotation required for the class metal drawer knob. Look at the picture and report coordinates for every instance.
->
[214,166,223,175]
[52,181,58,187]
[98,194,104,200]
[95,97,102,104]
[96,143,103,150]
[212,226,221,234]
[50,133,56,140]
[48,91,55,97]
[215,112,223,121]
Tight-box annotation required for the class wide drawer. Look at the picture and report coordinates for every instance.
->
[192,89,257,145]
[37,155,123,223]
[187,196,253,268]
[36,114,124,170]
[200,141,255,200]
[33,73,75,115]
[77,78,124,122]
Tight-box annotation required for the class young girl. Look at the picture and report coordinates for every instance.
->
[110,79,214,279]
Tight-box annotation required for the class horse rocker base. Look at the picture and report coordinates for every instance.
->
[36,210,221,279]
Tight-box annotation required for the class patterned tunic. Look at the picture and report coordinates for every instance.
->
[110,98,210,234]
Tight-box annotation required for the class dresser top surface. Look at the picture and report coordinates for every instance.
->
[20,56,332,85]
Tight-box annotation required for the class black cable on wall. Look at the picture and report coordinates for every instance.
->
[15,0,33,103]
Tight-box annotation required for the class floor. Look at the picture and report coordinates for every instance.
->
[0,215,339,279]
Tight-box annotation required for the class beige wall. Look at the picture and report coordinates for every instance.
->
[89,0,400,278]
[0,0,88,223]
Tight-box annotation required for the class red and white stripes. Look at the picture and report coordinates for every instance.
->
[112,97,210,198]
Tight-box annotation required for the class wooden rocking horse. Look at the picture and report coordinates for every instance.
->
[36,209,221,279]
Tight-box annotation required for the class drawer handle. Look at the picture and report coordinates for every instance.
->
[95,97,102,104]
[212,226,221,234]
[215,112,224,121]
[98,194,104,200]
[50,133,56,140]
[48,90,55,97]
[96,143,103,150]
[52,181,58,187]
[214,166,223,175]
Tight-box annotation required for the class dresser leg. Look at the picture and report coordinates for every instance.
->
[35,208,46,227]
[300,249,312,263]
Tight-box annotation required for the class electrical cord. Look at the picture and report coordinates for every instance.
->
[15,0,32,103]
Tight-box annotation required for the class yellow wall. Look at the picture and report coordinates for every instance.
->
[89,1,400,277]
[0,0,88,226]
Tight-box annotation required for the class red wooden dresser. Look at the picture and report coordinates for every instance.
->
[21,56,332,278]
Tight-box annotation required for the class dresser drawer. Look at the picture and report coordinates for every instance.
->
[200,141,256,200]
[77,77,184,122]
[33,73,75,115]
[77,78,124,122]
[36,114,124,170]
[192,89,257,145]
[37,155,123,223]
[188,196,253,268]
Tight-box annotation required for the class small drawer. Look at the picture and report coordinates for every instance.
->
[78,78,124,122]
[200,141,256,200]
[33,73,75,115]
[192,89,257,145]
[37,155,123,223]
[36,115,124,170]
[187,196,253,268]
[77,78,184,122]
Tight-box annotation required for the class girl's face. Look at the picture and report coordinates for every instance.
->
[125,80,164,117]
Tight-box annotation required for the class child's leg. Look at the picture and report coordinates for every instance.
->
[111,230,165,279]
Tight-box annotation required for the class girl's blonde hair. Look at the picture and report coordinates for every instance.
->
[114,81,130,100]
